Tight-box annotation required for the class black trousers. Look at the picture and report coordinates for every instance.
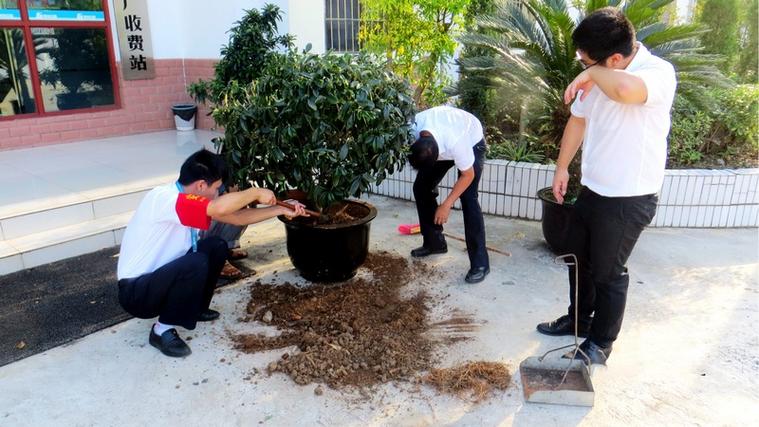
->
[413,139,489,270]
[118,236,228,330]
[567,187,658,347]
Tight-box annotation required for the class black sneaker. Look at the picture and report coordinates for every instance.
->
[563,339,612,365]
[464,266,489,283]
[536,314,591,337]
[198,309,220,322]
[149,328,191,358]
[410,246,448,258]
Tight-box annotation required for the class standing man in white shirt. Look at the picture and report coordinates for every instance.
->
[117,149,307,358]
[408,106,489,284]
[536,8,677,365]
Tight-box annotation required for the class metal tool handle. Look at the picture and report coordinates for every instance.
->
[538,253,592,387]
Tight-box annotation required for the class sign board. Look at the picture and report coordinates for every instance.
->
[0,8,20,19]
[28,10,104,20]
[114,0,155,80]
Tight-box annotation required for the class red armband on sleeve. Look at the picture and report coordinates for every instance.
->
[175,193,212,230]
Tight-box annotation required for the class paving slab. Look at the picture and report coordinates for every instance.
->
[0,195,757,426]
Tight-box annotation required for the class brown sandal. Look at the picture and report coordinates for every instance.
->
[228,248,248,260]
[220,261,243,280]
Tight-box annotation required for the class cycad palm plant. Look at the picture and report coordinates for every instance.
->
[458,0,728,159]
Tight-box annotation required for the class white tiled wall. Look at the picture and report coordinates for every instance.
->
[371,162,759,228]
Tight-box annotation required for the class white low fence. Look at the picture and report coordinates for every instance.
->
[371,160,759,228]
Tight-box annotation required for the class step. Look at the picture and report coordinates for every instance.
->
[0,212,133,275]
[0,174,173,242]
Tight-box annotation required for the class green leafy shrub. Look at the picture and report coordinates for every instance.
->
[486,128,545,163]
[669,94,713,166]
[212,48,417,209]
[188,5,416,210]
[359,0,471,107]
[713,84,759,149]
[667,84,758,168]
[187,5,293,105]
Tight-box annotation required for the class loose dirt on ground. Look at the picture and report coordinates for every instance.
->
[233,251,442,389]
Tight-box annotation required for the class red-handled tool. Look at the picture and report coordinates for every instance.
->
[276,200,321,218]
[398,223,421,235]
[398,222,510,256]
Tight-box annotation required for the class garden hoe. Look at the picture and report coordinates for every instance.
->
[519,253,595,407]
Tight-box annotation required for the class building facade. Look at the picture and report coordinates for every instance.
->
[0,0,359,150]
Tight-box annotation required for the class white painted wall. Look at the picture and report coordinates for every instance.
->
[288,0,326,54]
[109,0,327,60]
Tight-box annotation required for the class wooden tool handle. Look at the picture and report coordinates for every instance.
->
[276,200,321,217]
[442,232,511,257]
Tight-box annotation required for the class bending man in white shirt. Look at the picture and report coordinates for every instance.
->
[408,106,490,284]
[536,8,677,366]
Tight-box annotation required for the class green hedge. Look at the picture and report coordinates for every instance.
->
[487,84,758,169]
[668,84,758,168]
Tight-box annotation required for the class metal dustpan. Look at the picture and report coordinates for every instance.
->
[520,254,595,407]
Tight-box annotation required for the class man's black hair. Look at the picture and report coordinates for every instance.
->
[408,134,439,170]
[572,7,635,62]
[178,149,229,186]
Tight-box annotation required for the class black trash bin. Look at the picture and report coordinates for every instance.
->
[172,104,197,131]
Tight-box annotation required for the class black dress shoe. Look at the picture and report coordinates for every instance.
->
[149,328,192,358]
[410,246,447,258]
[198,309,220,322]
[464,266,490,283]
[536,314,591,337]
[563,339,612,365]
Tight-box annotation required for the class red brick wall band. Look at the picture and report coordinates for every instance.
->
[0,58,218,151]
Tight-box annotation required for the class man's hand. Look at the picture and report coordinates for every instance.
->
[254,188,276,206]
[564,69,595,104]
[278,199,309,218]
[434,203,452,225]
[552,167,570,205]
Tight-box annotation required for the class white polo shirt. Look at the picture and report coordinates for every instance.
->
[117,183,212,280]
[412,106,484,171]
[571,43,677,197]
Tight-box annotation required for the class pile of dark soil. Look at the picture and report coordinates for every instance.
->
[322,201,367,224]
[424,362,511,403]
[233,251,439,388]
[286,201,369,226]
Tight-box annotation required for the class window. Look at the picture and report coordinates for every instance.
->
[0,0,117,118]
[325,0,361,52]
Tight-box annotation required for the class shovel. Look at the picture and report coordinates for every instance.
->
[519,253,595,407]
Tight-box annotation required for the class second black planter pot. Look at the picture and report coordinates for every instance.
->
[537,187,575,254]
[279,200,378,282]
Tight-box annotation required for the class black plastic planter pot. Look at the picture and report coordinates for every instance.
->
[279,200,378,282]
[537,187,574,254]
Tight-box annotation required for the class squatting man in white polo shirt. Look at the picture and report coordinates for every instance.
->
[536,8,677,365]
[408,106,490,284]
[117,149,308,357]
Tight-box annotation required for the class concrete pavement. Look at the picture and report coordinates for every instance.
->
[0,195,757,426]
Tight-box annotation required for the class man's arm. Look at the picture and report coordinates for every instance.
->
[565,67,647,105]
[552,115,586,204]
[434,167,475,225]
[214,202,307,226]
[206,187,276,218]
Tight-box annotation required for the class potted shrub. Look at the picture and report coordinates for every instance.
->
[215,48,415,281]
